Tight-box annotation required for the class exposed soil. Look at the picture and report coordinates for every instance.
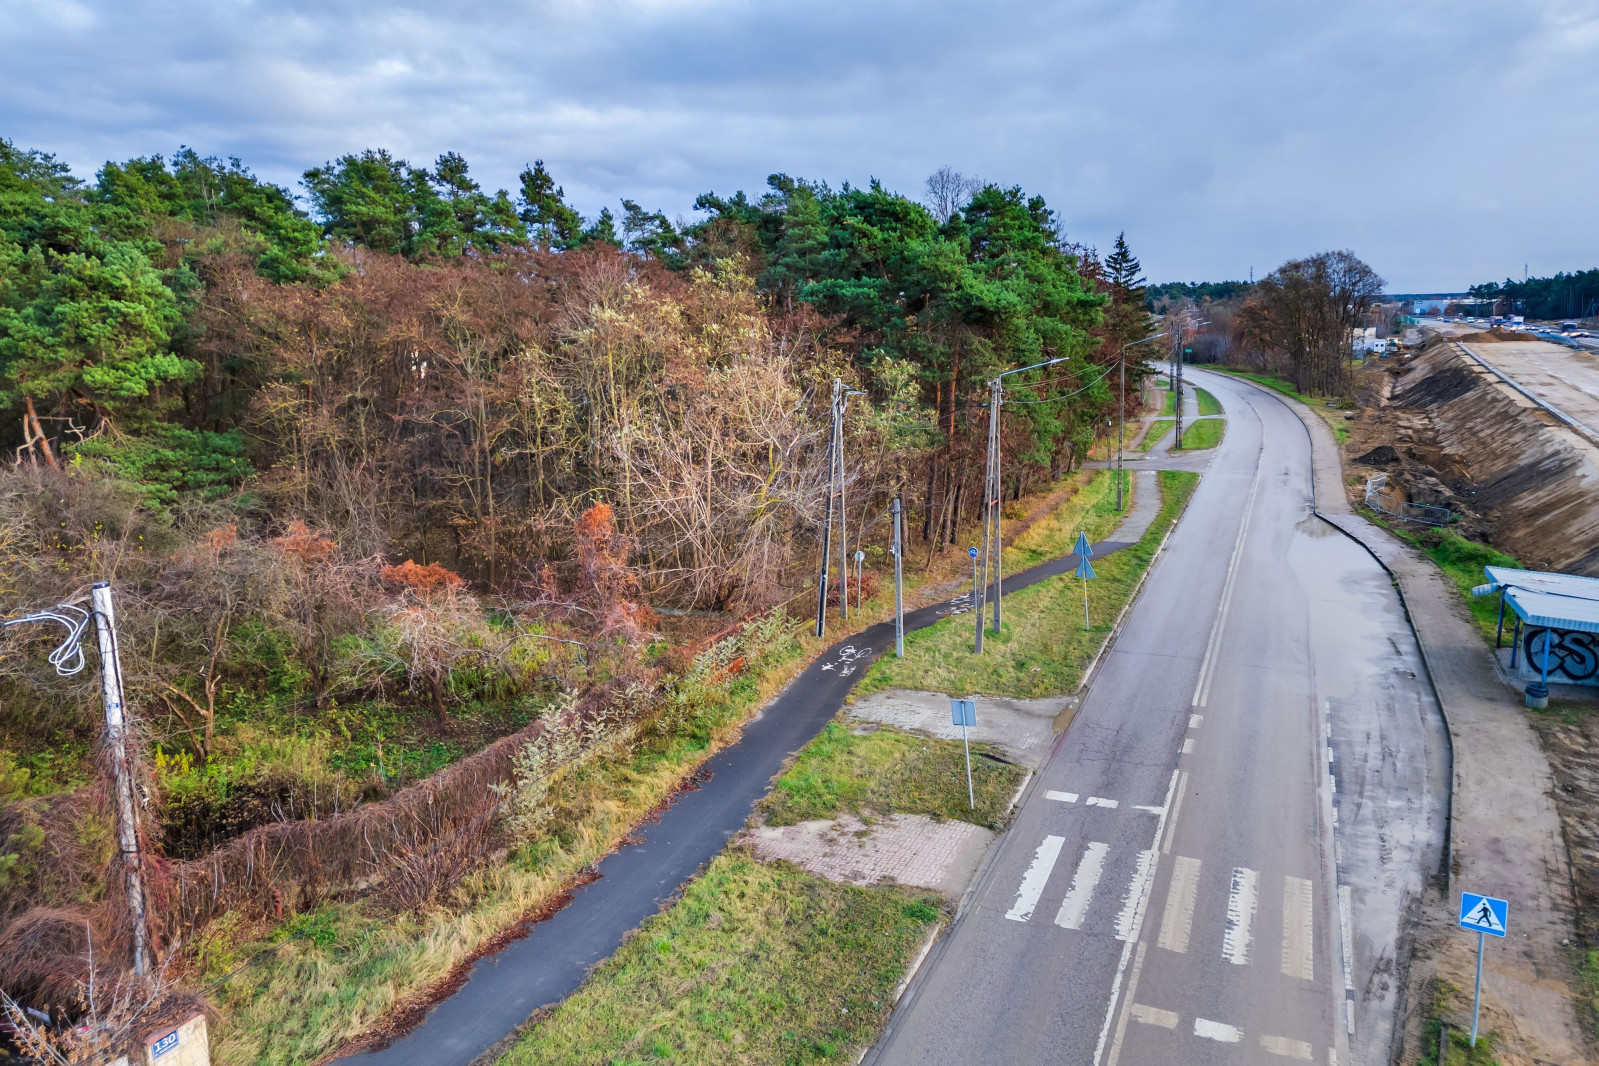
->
[1527,705,1599,947]
[1456,327,1533,343]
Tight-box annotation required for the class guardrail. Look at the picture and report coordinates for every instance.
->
[1364,473,1451,526]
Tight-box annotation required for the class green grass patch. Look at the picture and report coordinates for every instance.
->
[856,471,1199,700]
[1418,979,1501,1065]
[1206,367,1352,443]
[1581,948,1599,1040]
[497,851,941,1066]
[761,722,1023,830]
[1162,388,1176,415]
[1137,419,1174,452]
[1174,418,1224,451]
[1195,387,1223,416]
[1002,470,1125,571]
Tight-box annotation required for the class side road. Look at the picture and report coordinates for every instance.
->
[1213,368,1588,1063]
[337,503,1156,1066]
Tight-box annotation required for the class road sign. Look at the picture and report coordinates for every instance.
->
[969,546,978,558]
[1073,531,1093,558]
[951,698,977,726]
[1074,557,1097,581]
[1459,893,1508,937]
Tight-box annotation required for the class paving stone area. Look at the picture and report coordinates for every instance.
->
[846,690,1060,769]
[741,814,994,897]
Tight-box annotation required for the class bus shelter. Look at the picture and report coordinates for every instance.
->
[1473,565,1599,706]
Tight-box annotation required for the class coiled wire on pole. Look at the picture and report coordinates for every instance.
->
[3,601,93,676]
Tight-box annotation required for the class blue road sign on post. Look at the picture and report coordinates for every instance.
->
[1458,892,1509,1047]
[1073,531,1093,559]
[1074,532,1097,630]
[950,698,977,808]
[1459,893,1508,936]
[969,546,978,559]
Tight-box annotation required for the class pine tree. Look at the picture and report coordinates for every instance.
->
[1104,232,1152,349]
[517,161,582,250]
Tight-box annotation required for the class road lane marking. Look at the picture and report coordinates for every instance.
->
[1160,771,1188,854]
[1045,790,1078,803]
[1339,885,1354,991]
[1114,850,1157,941]
[1223,866,1258,965]
[1181,737,1194,754]
[1054,842,1109,929]
[1189,714,1203,728]
[1132,804,1165,814]
[1005,835,1064,922]
[1261,1034,1313,1059]
[1192,465,1261,708]
[1094,769,1180,1066]
[1282,876,1314,980]
[1156,856,1201,953]
[1194,1018,1242,1043]
[1086,796,1119,808]
[1129,1004,1177,1029]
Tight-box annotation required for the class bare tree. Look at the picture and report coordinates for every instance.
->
[923,166,984,224]
[1238,251,1384,395]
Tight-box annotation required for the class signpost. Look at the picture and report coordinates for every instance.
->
[891,498,904,658]
[1074,532,1096,630]
[951,698,977,808]
[970,547,983,653]
[1458,892,1509,1047]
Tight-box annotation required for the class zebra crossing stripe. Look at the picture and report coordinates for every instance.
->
[1006,835,1064,922]
[1223,866,1258,965]
[1157,856,1202,953]
[1055,842,1109,929]
[1281,876,1314,980]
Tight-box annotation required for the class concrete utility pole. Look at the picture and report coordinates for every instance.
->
[5,584,152,976]
[837,385,866,621]
[976,356,1071,648]
[892,497,905,657]
[815,380,841,637]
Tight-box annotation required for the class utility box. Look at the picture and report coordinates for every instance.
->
[144,1014,209,1066]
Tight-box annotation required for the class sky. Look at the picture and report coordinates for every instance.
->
[2,0,1596,292]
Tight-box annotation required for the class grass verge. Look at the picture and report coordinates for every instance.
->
[760,721,1023,830]
[1359,512,1520,645]
[1137,419,1174,452]
[496,851,942,1066]
[1196,387,1222,416]
[200,627,821,1065]
[1003,470,1126,570]
[1174,418,1224,451]
[855,470,1199,700]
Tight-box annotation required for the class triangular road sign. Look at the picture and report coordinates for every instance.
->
[1075,556,1097,581]
[1074,531,1093,559]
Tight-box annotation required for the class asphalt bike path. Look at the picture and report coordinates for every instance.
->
[341,492,1155,1065]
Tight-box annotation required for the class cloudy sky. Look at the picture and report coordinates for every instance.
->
[3,0,1595,290]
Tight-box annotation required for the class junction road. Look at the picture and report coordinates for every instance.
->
[869,369,1449,1066]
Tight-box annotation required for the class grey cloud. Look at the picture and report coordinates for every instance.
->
[2,0,1595,288]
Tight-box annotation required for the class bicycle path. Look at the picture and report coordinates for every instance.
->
[341,489,1164,1066]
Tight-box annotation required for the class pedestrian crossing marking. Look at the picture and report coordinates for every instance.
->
[1130,1003,1178,1029]
[1282,876,1314,980]
[1195,1017,1242,1043]
[1005,835,1063,922]
[1261,1034,1313,1059]
[1054,842,1109,930]
[1157,856,1201,953]
[1223,866,1258,965]
[1114,850,1157,941]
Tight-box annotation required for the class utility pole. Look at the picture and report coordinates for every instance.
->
[892,497,904,657]
[837,385,866,621]
[815,380,841,637]
[1116,350,1126,511]
[5,584,152,976]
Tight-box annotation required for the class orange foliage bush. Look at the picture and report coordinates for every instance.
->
[379,559,465,594]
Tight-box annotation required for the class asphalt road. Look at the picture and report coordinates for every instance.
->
[338,498,1149,1065]
[869,369,1447,1066]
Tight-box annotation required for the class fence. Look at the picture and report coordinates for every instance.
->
[1364,474,1452,526]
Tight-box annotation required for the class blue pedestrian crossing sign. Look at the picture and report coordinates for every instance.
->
[1073,531,1093,558]
[1074,556,1097,580]
[951,698,977,727]
[1458,893,1508,937]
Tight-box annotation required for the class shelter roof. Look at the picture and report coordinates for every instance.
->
[1473,566,1599,634]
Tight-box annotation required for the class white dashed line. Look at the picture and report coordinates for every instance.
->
[1281,876,1315,980]
[1339,884,1355,992]
[1129,1004,1178,1029]
[1156,856,1201,954]
[1223,866,1258,965]
[1261,1034,1312,1059]
[1132,804,1165,814]
[1005,835,1064,922]
[1084,796,1117,808]
[1181,737,1195,754]
[1194,1018,1242,1043]
[1189,714,1203,728]
[1160,771,1188,854]
[1054,842,1109,930]
[1114,849,1158,941]
[1045,790,1078,803]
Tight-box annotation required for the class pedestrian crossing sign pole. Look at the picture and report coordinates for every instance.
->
[1073,532,1096,631]
[951,699,977,809]
[1457,891,1508,1048]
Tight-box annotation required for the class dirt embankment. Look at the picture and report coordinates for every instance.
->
[1344,336,1599,575]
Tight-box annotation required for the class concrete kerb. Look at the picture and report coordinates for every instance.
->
[1199,367,1457,887]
